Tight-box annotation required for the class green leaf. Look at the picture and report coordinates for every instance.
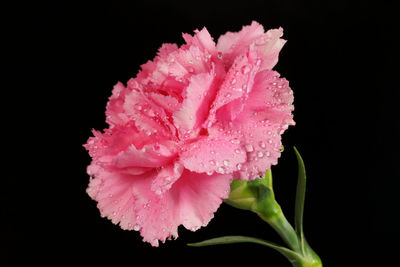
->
[293,146,306,254]
[188,235,304,264]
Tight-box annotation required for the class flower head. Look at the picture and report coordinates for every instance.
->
[84,21,294,246]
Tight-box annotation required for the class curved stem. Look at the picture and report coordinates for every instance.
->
[257,209,301,252]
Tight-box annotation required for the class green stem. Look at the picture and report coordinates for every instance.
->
[255,206,322,267]
[256,208,301,252]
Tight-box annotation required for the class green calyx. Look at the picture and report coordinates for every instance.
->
[224,169,281,220]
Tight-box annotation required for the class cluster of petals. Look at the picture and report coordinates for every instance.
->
[84,21,295,246]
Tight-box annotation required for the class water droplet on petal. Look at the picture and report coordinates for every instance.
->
[231,78,237,85]
[236,163,242,170]
[223,160,230,166]
[225,93,231,97]
[217,167,225,174]
[231,138,240,144]
[245,144,254,152]
[206,171,213,175]
[241,65,251,74]
[265,151,271,157]
[210,150,215,155]
[268,139,273,144]
[257,151,264,158]
[235,149,241,154]
[133,224,140,231]
[209,160,215,165]
[259,141,266,149]
[135,104,142,111]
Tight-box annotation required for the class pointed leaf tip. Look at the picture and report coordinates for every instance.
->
[293,146,306,254]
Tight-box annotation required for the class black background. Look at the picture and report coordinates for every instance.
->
[3,1,399,266]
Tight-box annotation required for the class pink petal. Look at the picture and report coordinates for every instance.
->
[253,27,286,71]
[148,92,180,115]
[217,21,286,71]
[179,136,246,175]
[112,141,177,169]
[173,65,223,139]
[86,163,145,231]
[105,82,130,127]
[208,70,294,180]
[133,169,232,246]
[216,21,265,67]
[123,89,177,139]
[151,162,184,195]
[204,47,262,126]
[182,27,217,56]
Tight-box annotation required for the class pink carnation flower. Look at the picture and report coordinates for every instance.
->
[84,21,294,246]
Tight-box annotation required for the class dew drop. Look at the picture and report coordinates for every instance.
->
[259,141,266,149]
[206,171,213,175]
[241,65,251,74]
[231,138,240,144]
[257,151,264,158]
[145,130,152,136]
[231,78,237,85]
[217,167,225,174]
[225,93,231,97]
[245,144,254,152]
[112,211,117,216]
[135,104,142,111]
[234,149,241,154]
[210,150,215,155]
[268,139,273,144]
[236,163,242,170]
[265,151,271,157]
[209,160,215,165]
[133,224,140,231]
[223,160,230,166]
